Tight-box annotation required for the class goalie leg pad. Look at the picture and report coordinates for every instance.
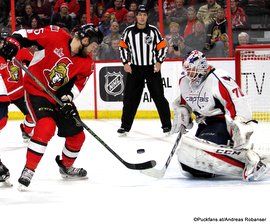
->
[177,135,246,177]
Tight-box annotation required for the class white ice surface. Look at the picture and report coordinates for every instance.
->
[1,119,270,224]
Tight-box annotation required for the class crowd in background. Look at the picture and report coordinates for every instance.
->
[0,0,269,60]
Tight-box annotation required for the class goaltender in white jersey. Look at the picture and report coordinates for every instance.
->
[171,50,269,181]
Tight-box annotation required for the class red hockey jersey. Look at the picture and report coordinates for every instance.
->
[0,48,33,101]
[15,25,94,104]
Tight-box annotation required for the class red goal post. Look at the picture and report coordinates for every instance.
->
[235,44,270,122]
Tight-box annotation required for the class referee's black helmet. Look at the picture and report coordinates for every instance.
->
[137,5,148,14]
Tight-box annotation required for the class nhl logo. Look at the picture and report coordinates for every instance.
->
[145,35,153,45]
[104,71,124,97]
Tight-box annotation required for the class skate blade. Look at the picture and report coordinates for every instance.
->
[0,179,13,187]
[17,184,28,192]
[60,175,88,180]
[118,132,127,137]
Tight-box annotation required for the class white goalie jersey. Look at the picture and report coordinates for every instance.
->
[178,68,252,120]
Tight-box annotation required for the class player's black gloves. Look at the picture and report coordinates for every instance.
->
[0,37,21,60]
[59,95,76,119]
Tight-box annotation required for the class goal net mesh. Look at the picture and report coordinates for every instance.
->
[235,45,270,153]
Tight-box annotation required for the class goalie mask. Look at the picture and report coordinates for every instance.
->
[183,50,208,85]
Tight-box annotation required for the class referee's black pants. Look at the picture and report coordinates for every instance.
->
[120,65,171,131]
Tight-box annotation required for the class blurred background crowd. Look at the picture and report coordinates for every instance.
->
[0,0,269,60]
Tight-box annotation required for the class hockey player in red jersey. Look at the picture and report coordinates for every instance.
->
[171,50,269,181]
[0,24,103,189]
[0,64,11,186]
[0,35,35,142]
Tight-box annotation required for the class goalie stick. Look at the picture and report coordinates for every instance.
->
[14,58,156,170]
[140,124,186,178]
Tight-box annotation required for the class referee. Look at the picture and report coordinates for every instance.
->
[117,4,171,135]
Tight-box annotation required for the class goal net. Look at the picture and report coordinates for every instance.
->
[235,44,270,152]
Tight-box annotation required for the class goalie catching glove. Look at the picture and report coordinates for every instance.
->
[170,100,193,134]
[230,116,255,149]
[59,95,77,119]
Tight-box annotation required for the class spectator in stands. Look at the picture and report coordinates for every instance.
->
[89,4,100,26]
[54,0,80,28]
[183,6,197,38]
[29,15,43,29]
[238,32,250,45]
[32,0,53,26]
[128,1,138,13]
[197,0,221,28]
[167,35,192,59]
[96,3,106,20]
[167,0,188,35]
[99,38,121,60]
[54,0,80,18]
[230,0,247,29]
[148,1,165,28]
[165,22,182,44]
[102,21,121,45]
[19,3,40,29]
[184,20,206,52]
[106,0,128,24]
[164,0,175,16]
[119,11,136,33]
[0,0,9,25]
[51,3,72,31]
[15,0,27,17]
[98,12,112,36]
[204,7,228,57]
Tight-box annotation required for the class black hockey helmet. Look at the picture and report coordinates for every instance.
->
[76,24,103,45]
[136,4,148,15]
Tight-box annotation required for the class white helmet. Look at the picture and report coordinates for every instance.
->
[183,50,208,83]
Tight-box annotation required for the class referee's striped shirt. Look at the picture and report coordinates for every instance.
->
[119,23,168,66]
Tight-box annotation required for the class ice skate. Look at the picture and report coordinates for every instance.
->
[163,127,171,136]
[55,155,87,179]
[117,127,128,137]
[20,123,32,143]
[18,167,35,191]
[0,160,12,187]
[243,149,269,181]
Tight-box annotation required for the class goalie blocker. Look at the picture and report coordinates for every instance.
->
[177,135,270,181]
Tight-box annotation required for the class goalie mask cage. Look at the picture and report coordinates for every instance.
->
[235,44,270,122]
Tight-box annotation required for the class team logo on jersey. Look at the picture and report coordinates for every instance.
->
[104,71,124,97]
[43,57,72,91]
[145,35,153,45]
[7,61,20,82]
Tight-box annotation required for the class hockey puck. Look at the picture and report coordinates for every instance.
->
[137,149,145,154]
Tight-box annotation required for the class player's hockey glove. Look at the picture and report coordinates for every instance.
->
[59,95,77,119]
[0,37,21,60]
[231,116,255,149]
[170,99,193,134]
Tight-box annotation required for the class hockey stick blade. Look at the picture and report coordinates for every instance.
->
[140,125,186,178]
[123,159,156,170]
[14,58,156,170]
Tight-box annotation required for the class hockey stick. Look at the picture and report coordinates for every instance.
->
[140,124,186,178]
[14,58,156,170]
